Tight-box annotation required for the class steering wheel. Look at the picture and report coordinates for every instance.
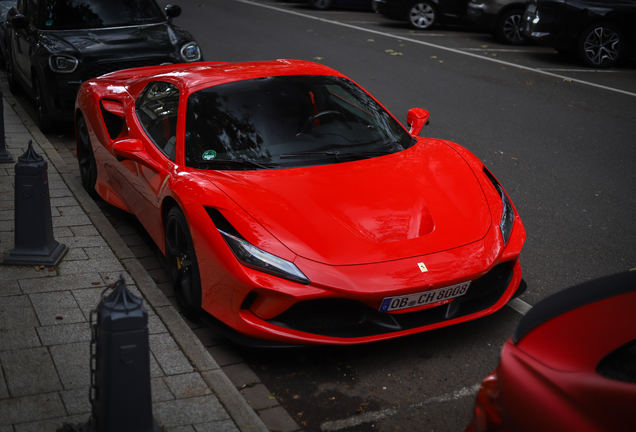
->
[301,110,347,132]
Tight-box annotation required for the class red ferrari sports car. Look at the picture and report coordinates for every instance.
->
[467,271,636,432]
[75,59,526,346]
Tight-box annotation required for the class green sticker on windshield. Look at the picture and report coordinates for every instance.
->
[202,150,217,161]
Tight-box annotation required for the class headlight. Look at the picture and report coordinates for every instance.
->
[49,55,79,73]
[219,230,310,285]
[484,168,515,246]
[180,42,201,62]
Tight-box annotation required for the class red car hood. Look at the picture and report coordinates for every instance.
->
[204,140,492,265]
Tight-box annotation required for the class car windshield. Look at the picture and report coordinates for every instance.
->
[184,75,415,170]
[41,0,165,30]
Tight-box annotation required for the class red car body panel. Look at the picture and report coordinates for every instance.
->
[467,272,636,432]
[75,59,526,345]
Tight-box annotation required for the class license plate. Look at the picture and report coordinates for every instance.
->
[379,282,471,312]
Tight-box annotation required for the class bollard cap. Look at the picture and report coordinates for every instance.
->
[99,274,148,331]
[15,140,47,175]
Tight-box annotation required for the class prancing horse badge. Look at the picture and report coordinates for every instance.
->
[418,262,428,273]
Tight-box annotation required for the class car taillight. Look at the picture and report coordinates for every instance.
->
[469,371,504,432]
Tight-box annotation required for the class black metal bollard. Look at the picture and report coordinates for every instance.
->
[89,275,159,432]
[2,140,67,266]
[0,86,14,164]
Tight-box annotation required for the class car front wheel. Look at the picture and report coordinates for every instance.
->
[34,76,53,133]
[165,206,203,321]
[408,2,437,30]
[496,10,527,45]
[576,22,623,68]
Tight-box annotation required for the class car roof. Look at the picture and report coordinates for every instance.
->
[513,271,636,344]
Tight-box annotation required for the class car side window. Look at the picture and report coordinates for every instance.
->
[136,81,179,162]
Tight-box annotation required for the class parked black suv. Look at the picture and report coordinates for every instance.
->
[4,0,202,132]
[522,0,636,67]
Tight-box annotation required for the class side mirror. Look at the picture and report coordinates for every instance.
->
[112,139,160,172]
[407,108,430,137]
[10,14,28,30]
[165,4,182,23]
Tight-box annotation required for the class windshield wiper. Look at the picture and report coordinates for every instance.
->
[280,150,393,161]
[196,158,280,170]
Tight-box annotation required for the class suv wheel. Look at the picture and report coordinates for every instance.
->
[496,10,527,45]
[576,22,623,68]
[408,2,437,30]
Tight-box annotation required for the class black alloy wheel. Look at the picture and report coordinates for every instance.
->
[577,22,623,68]
[408,2,437,30]
[34,76,53,133]
[76,116,98,197]
[165,206,203,320]
[310,0,333,9]
[496,10,527,45]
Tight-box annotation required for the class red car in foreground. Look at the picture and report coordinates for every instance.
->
[75,59,525,346]
[467,271,636,432]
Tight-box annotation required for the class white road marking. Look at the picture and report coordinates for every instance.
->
[507,298,532,315]
[238,0,636,97]
[320,384,481,431]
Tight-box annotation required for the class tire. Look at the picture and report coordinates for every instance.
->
[34,76,53,133]
[576,22,624,68]
[310,0,333,10]
[76,116,98,197]
[408,2,437,30]
[165,206,203,321]
[5,55,20,94]
[496,10,527,45]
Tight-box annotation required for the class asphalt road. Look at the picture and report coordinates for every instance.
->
[7,0,636,430]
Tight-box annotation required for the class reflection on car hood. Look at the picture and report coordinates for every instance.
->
[205,139,492,266]
[41,23,185,58]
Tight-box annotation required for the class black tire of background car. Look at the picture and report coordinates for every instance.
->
[496,9,528,45]
[576,22,624,68]
[34,76,53,133]
[76,116,98,197]
[408,1,437,30]
[165,206,203,321]
[310,0,333,10]
[6,56,20,94]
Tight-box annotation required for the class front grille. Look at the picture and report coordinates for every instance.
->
[82,58,171,81]
[267,261,517,338]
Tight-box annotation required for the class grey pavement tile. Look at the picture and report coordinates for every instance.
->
[98,272,134,287]
[121,234,146,248]
[128,244,155,258]
[62,248,89,261]
[138,255,164,271]
[0,265,50,281]
[48,180,67,190]
[165,426,195,432]
[154,395,229,428]
[0,220,13,232]
[148,267,169,284]
[57,257,124,276]
[148,314,168,335]
[49,189,73,199]
[0,200,13,210]
[149,333,193,376]
[239,384,278,411]
[55,206,84,216]
[157,281,174,299]
[49,342,90,390]
[220,363,261,389]
[60,388,91,416]
[37,322,91,346]
[0,328,40,352]
[150,350,164,378]
[11,414,88,432]
[0,424,11,432]
[163,372,212,399]
[50,197,78,208]
[0,295,40,330]
[152,377,174,403]
[0,392,66,426]
[194,420,240,432]
[68,225,99,237]
[52,226,73,238]
[256,407,301,432]
[0,280,20,297]
[0,366,8,399]
[19,273,104,294]
[83,246,116,260]
[29,291,86,326]
[0,347,63,397]
[60,235,107,249]
[0,210,11,221]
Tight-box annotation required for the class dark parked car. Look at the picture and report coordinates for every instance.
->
[308,0,372,9]
[467,0,528,44]
[4,0,202,132]
[522,0,636,67]
[373,0,473,29]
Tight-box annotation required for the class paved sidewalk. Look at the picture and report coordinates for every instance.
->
[0,86,269,432]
